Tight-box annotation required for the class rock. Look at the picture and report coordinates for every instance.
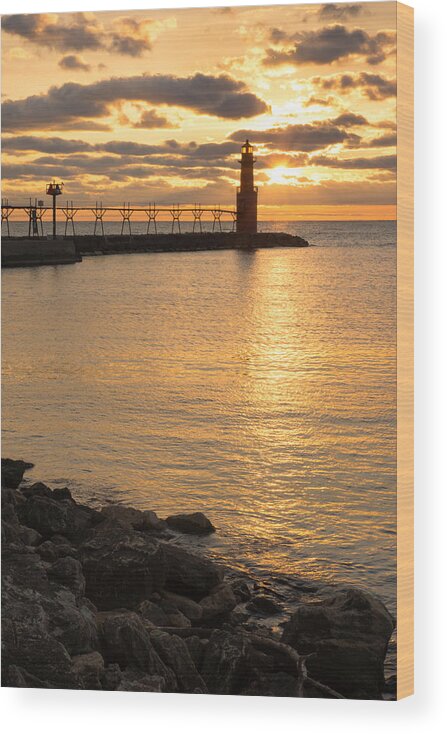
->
[101,663,122,691]
[138,600,170,627]
[53,487,74,502]
[242,671,298,698]
[4,664,49,689]
[72,651,105,690]
[17,495,69,537]
[36,540,62,563]
[199,583,237,620]
[162,542,223,600]
[142,510,167,534]
[281,587,395,699]
[162,591,203,622]
[19,526,43,547]
[201,629,247,694]
[98,610,176,690]
[48,557,86,598]
[1,458,33,489]
[80,525,166,610]
[21,482,53,499]
[149,629,207,693]
[117,671,166,692]
[230,578,252,603]
[247,594,281,616]
[100,504,145,530]
[185,635,207,670]
[165,512,215,535]
[46,591,98,656]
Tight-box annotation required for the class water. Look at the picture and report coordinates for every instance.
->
[1,220,396,666]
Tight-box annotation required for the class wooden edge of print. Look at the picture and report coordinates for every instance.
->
[396,1,414,701]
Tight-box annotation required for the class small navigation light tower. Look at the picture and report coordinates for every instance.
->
[46,181,63,239]
[236,140,257,234]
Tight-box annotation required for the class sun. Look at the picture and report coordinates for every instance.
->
[266,166,306,186]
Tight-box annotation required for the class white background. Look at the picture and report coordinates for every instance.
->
[1,0,446,731]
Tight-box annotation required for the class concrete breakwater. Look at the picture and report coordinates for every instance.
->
[74,231,309,256]
[2,232,309,268]
[1,238,81,268]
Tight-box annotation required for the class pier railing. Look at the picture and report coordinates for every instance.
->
[1,199,237,238]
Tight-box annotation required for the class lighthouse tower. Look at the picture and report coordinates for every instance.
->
[236,140,257,234]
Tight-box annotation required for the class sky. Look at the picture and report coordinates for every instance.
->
[1,3,397,220]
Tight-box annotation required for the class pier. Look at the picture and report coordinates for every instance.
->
[1,141,309,267]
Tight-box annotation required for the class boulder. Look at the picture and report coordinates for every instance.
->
[117,671,166,692]
[149,629,207,693]
[98,610,176,690]
[80,525,166,610]
[281,587,395,699]
[17,495,69,537]
[199,583,237,620]
[21,482,53,499]
[72,651,105,690]
[45,590,98,656]
[100,504,145,530]
[162,542,223,600]
[162,591,203,622]
[185,635,207,670]
[247,594,281,616]
[201,629,247,695]
[138,599,171,626]
[1,458,33,489]
[165,512,215,535]
[52,487,74,502]
[48,557,86,598]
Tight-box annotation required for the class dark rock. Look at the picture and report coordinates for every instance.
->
[100,504,146,530]
[48,557,86,598]
[230,578,252,603]
[21,482,53,499]
[201,629,247,694]
[4,664,49,689]
[166,512,215,535]
[199,583,238,620]
[162,542,223,600]
[19,526,43,547]
[117,671,166,692]
[17,495,68,537]
[138,599,170,626]
[46,591,98,656]
[72,651,105,690]
[36,540,62,563]
[149,629,207,693]
[101,663,122,691]
[98,610,176,690]
[242,671,298,698]
[80,525,166,610]
[162,591,203,622]
[247,594,281,616]
[281,587,395,699]
[53,487,74,502]
[1,458,33,489]
[185,635,207,670]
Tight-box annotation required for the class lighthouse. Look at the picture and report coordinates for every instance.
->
[236,140,257,234]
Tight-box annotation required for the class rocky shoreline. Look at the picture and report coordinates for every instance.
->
[1,458,395,699]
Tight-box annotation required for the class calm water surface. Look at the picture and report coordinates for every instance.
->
[2,221,396,626]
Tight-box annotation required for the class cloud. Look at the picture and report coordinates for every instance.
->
[315,72,397,100]
[58,54,91,72]
[2,13,104,52]
[2,73,269,131]
[229,118,362,152]
[2,135,94,154]
[318,4,363,21]
[132,109,177,129]
[330,112,369,126]
[2,12,159,58]
[310,154,397,170]
[303,95,336,108]
[364,133,397,147]
[265,25,395,66]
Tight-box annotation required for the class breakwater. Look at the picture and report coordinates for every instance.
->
[75,231,309,256]
[2,458,395,698]
[2,232,309,268]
